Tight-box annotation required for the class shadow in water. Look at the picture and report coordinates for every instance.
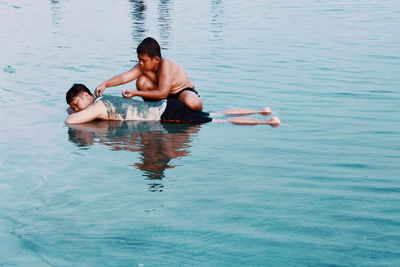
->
[68,120,202,192]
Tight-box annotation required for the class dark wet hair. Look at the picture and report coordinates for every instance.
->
[66,83,93,105]
[137,37,162,58]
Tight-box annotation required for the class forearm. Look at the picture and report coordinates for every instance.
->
[65,113,89,124]
[131,89,169,99]
[103,74,133,88]
[65,103,102,124]
[103,65,141,88]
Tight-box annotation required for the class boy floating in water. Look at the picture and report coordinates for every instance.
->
[66,84,280,126]
[95,37,203,111]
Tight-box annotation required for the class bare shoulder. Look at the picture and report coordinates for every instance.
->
[131,62,142,72]
[162,58,174,65]
[78,99,108,119]
[92,99,109,119]
[160,58,181,72]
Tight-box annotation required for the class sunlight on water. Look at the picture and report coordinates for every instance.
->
[1,0,400,265]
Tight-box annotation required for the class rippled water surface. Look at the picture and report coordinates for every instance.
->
[1,0,400,265]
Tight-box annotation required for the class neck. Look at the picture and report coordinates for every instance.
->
[154,57,162,72]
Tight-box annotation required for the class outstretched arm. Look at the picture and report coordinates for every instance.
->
[95,64,142,97]
[65,101,106,124]
[122,85,170,99]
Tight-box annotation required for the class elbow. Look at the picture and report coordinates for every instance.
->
[158,91,169,99]
[65,117,75,124]
[65,115,79,124]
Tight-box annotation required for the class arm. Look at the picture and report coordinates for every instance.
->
[95,64,142,96]
[122,62,173,99]
[65,101,105,124]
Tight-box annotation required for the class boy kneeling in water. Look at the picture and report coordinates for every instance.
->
[66,84,280,126]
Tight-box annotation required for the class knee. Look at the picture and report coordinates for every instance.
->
[179,93,203,111]
[136,75,154,91]
[186,99,203,111]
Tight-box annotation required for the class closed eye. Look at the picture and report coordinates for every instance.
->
[70,101,79,111]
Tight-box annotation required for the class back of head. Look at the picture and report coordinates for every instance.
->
[137,37,161,58]
[66,83,93,104]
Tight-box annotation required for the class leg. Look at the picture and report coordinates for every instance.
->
[136,74,157,92]
[211,107,272,117]
[136,75,158,101]
[224,116,281,127]
[178,90,203,111]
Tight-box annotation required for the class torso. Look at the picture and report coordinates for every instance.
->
[158,59,195,95]
[99,95,167,121]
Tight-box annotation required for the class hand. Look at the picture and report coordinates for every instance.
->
[66,107,75,114]
[94,83,106,97]
[122,89,135,98]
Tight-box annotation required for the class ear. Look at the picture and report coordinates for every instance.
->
[82,92,93,100]
[153,56,161,63]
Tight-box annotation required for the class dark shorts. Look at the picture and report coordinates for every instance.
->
[168,88,199,99]
[142,88,199,102]
[161,99,212,123]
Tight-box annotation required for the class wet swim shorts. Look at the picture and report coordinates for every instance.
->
[168,88,199,99]
[142,88,199,102]
[161,99,212,123]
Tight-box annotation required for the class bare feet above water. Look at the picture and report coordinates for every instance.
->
[261,107,272,115]
[226,116,281,127]
[269,116,281,127]
[213,107,273,116]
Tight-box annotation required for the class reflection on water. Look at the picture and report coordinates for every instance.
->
[210,0,224,41]
[2,0,400,265]
[129,0,173,48]
[68,121,201,191]
[157,0,172,47]
[49,0,61,27]
[129,0,147,43]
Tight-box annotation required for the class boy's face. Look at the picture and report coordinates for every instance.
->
[138,53,160,72]
[69,92,94,112]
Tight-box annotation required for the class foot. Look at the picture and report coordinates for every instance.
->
[261,107,272,115]
[268,116,281,127]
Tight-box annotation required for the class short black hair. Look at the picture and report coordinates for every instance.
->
[137,37,161,58]
[66,83,93,105]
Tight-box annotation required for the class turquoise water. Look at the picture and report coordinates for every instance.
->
[1,0,400,265]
